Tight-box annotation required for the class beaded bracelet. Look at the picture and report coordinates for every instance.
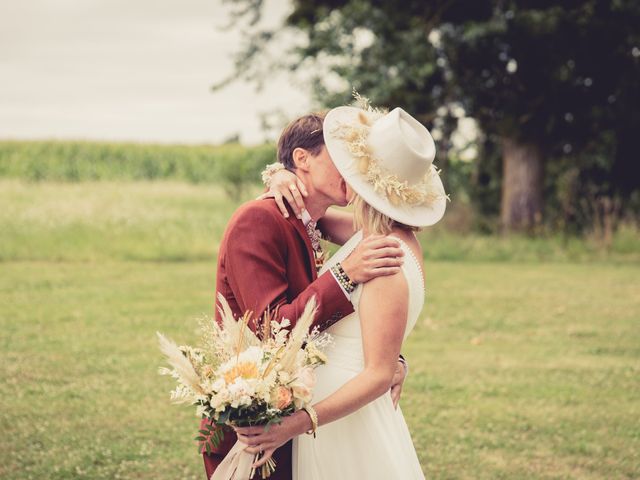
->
[331,263,357,294]
[261,162,286,188]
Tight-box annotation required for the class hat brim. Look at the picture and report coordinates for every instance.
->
[324,106,447,227]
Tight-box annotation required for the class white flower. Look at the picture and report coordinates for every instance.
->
[304,342,328,365]
[219,346,263,374]
[255,370,277,402]
[209,391,230,412]
[196,404,208,417]
[227,378,255,408]
[278,371,291,384]
[212,378,225,392]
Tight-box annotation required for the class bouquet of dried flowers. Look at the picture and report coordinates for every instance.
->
[158,294,329,479]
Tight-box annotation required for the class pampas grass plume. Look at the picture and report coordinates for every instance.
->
[156,331,203,393]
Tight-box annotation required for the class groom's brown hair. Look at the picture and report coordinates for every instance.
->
[277,112,326,170]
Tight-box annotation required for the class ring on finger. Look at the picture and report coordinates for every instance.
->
[289,184,297,190]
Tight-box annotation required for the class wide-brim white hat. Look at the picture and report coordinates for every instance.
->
[323,105,447,227]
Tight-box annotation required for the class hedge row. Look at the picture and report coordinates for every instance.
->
[0,140,276,185]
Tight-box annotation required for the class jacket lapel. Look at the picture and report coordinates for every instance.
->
[287,213,317,281]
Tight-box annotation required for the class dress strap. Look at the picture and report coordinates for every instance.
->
[387,235,425,293]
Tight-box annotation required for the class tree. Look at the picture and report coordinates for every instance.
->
[218,0,640,232]
[440,0,640,231]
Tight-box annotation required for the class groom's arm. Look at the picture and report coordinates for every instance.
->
[224,204,353,331]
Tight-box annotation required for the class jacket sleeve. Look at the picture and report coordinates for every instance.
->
[224,206,354,331]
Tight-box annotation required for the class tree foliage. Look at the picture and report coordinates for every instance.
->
[220,0,640,231]
[439,0,640,230]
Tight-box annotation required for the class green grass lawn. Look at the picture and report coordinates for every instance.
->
[1,181,639,479]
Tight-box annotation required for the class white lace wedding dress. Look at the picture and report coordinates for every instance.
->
[293,231,426,479]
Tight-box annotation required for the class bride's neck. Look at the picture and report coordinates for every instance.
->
[362,225,414,239]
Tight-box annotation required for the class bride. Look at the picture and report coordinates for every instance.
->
[235,103,447,479]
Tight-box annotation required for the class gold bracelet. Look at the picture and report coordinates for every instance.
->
[301,405,318,438]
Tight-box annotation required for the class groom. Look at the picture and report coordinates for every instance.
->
[203,112,406,480]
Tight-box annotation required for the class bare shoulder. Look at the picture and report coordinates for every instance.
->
[361,263,409,305]
[358,270,409,335]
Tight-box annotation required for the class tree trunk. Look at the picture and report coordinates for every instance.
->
[500,137,544,232]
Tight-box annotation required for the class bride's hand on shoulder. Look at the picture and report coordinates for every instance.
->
[234,410,311,468]
[257,168,307,219]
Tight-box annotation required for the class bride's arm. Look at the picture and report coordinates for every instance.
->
[310,273,408,424]
[236,272,409,465]
[317,208,356,245]
[259,167,356,245]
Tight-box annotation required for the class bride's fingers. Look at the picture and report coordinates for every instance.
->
[281,188,303,218]
[244,444,263,455]
[296,178,308,197]
[390,384,401,409]
[288,183,306,214]
[256,192,276,200]
[276,185,302,218]
[234,425,266,435]
[272,192,290,218]
[252,448,276,468]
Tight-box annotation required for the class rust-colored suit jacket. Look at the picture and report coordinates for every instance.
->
[202,199,354,480]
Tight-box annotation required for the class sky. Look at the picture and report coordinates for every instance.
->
[0,0,310,145]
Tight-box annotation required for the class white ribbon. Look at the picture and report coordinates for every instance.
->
[210,440,255,480]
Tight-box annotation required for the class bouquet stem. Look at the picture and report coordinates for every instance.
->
[249,453,276,479]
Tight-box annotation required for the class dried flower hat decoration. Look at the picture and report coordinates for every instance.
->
[323,92,449,227]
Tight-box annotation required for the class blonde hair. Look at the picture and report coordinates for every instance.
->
[351,194,421,235]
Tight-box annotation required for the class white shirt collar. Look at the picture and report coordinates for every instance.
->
[300,209,313,227]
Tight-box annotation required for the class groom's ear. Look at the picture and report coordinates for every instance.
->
[292,147,311,172]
